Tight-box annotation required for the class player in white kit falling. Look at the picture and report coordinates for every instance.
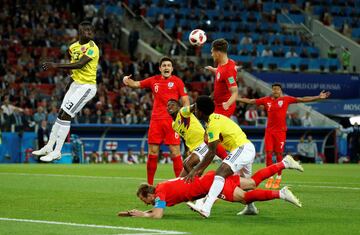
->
[32,21,99,162]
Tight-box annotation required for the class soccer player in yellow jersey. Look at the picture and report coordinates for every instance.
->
[185,96,256,218]
[32,21,99,162]
[167,99,228,176]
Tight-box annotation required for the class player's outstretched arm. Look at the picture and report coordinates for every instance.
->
[205,66,216,74]
[122,74,141,88]
[42,55,92,70]
[296,90,331,103]
[118,208,163,219]
[185,140,219,183]
[237,97,256,104]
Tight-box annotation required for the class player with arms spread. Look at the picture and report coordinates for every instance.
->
[32,21,99,162]
[123,57,190,185]
[238,83,330,189]
[118,155,303,219]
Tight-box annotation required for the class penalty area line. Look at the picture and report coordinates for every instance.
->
[0,217,188,235]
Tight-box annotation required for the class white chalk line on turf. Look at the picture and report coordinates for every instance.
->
[1,172,360,190]
[0,172,158,181]
[0,217,188,235]
[290,184,360,191]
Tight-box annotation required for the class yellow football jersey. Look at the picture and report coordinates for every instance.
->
[68,40,99,84]
[172,106,205,152]
[206,113,250,152]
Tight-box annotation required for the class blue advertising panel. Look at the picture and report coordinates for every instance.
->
[253,72,360,99]
[308,99,360,115]
[0,125,336,163]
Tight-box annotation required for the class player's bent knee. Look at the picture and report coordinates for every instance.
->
[248,180,256,190]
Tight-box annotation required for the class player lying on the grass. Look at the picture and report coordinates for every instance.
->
[117,155,303,219]
[166,99,228,176]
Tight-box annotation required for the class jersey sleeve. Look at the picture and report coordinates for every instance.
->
[176,78,188,97]
[223,69,238,89]
[255,97,267,106]
[285,96,298,104]
[139,76,153,89]
[179,106,191,118]
[207,119,221,143]
[85,44,99,59]
[154,185,167,209]
[154,197,166,209]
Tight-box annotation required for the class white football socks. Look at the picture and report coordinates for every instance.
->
[46,118,62,148]
[54,119,71,152]
[202,175,225,213]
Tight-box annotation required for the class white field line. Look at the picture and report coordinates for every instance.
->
[1,172,360,190]
[0,217,188,235]
[289,184,360,190]
[0,172,155,181]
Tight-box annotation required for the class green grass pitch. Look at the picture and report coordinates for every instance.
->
[0,163,359,235]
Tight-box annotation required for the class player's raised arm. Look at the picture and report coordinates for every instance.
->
[122,74,141,88]
[237,97,257,104]
[296,90,331,103]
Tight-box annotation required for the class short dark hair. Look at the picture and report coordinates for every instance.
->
[272,83,282,89]
[196,95,215,115]
[136,183,155,198]
[211,38,228,53]
[167,99,179,104]
[159,56,174,66]
[79,21,92,27]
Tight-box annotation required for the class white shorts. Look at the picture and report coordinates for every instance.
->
[223,142,255,178]
[192,142,209,161]
[61,82,97,118]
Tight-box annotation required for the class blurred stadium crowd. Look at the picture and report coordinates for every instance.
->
[0,1,318,134]
[0,0,359,164]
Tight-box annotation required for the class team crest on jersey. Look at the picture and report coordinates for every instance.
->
[216,72,220,80]
[80,46,86,52]
[278,100,283,107]
[168,82,174,88]
[267,102,272,109]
